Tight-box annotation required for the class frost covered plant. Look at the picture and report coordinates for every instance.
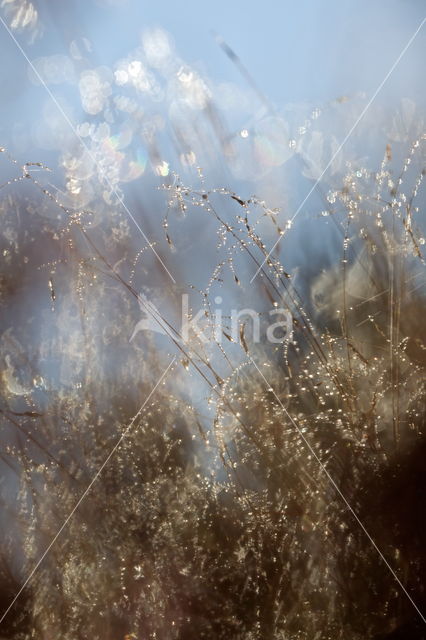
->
[0,15,425,636]
[0,127,424,640]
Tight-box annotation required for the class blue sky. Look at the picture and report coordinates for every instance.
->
[2,1,425,106]
[54,0,426,104]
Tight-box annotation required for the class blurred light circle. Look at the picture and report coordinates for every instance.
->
[154,160,169,177]
[119,148,148,182]
[114,69,128,86]
[180,150,197,167]
[142,28,174,69]
[253,117,293,167]
[28,55,75,85]
[70,37,92,61]
[60,179,95,209]
[128,60,142,78]
[92,122,111,142]
[113,95,138,113]
[106,125,133,151]
[61,148,95,181]
[79,67,112,115]
[176,66,210,110]
[76,122,95,138]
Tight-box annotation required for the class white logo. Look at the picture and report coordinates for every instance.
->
[131,293,293,346]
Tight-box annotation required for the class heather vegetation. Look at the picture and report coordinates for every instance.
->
[0,5,425,639]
